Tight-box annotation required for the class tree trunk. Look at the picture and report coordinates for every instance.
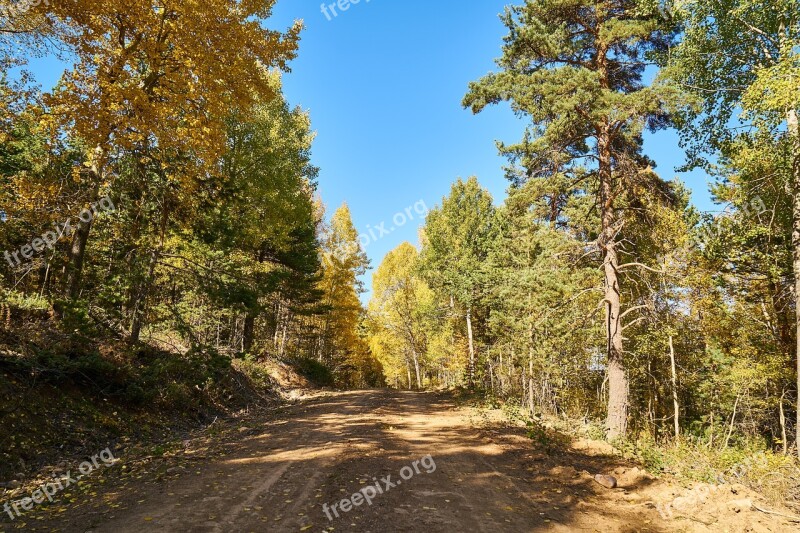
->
[499,352,505,393]
[65,180,101,299]
[466,306,475,388]
[242,313,256,353]
[789,108,800,459]
[780,389,788,456]
[39,260,51,298]
[599,124,628,439]
[412,348,422,390]
[709,408,715,448]
[64,143,111,300]
[128,197,170,344]
[273,300,283,349]
[723,393,740,449]
[279,313,290,357]
[129,248,159,343]
[669,335,680,439]
[522,365,527,411]
[528,355,534,415]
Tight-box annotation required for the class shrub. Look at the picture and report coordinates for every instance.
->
[289,357,334,387]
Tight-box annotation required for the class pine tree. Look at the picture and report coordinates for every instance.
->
[486,190,601,415]
[464,0,678,437]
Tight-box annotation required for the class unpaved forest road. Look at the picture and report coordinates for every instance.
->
[29,390,796,532]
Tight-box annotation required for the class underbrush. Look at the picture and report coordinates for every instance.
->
[465,393,800,511]
[0,316,301,481]
[454,393,574,454]
[287,356,335,387]
[618,436,800,510]
[498,399,572,453]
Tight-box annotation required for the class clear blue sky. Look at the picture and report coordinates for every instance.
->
[267,1,716,299]
[23,0,717,300]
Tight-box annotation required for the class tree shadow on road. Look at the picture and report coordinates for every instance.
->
[16,390,679,532]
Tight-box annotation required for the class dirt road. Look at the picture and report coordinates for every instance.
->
[8,390,795,532]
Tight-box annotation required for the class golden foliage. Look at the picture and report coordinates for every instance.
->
[36,0,300,171]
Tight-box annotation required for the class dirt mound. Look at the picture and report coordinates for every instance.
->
[259,358,313,391]
[640,478,798,531]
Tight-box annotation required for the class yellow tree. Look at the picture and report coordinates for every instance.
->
[318,204,370,376]
[368,242,434,389]
[29,0,301,298]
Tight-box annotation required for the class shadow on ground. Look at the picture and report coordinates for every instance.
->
[0,390,715,532]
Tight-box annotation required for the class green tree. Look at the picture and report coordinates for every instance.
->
[30,0,301,300]
[662,0,800,454]
[368,242,434,389]
[215,77,320,353]
[464,0,679,437]
[486,189,601,415]
[420,177,495,388]
[318,204,372,382]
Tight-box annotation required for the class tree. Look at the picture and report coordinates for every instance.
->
[0,67,327,365]
[0,110,86,294]
[215,75,320,352]
[486,189,601,415]
[318,204,371,380]
[662,0,800,455]
[368,242,434,389]
[464,0,678,438]
[28,0,301,299]
[419,177,495,388]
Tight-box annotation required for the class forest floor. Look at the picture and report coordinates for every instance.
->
[1,390,797,532]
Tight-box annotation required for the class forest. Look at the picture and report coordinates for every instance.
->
[371,0,800,460]
[1,1,800,530]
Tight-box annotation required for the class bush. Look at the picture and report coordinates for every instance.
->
[234,359,278,391]
[289,357,334,387]
[621,437,800,508]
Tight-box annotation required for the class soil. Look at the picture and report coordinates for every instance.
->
[1,390,796,532]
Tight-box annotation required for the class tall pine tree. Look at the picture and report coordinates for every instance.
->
[464,0,678,437]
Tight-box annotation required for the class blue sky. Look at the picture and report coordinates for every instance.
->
[22,0,717,300]
[267,0,715,299]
